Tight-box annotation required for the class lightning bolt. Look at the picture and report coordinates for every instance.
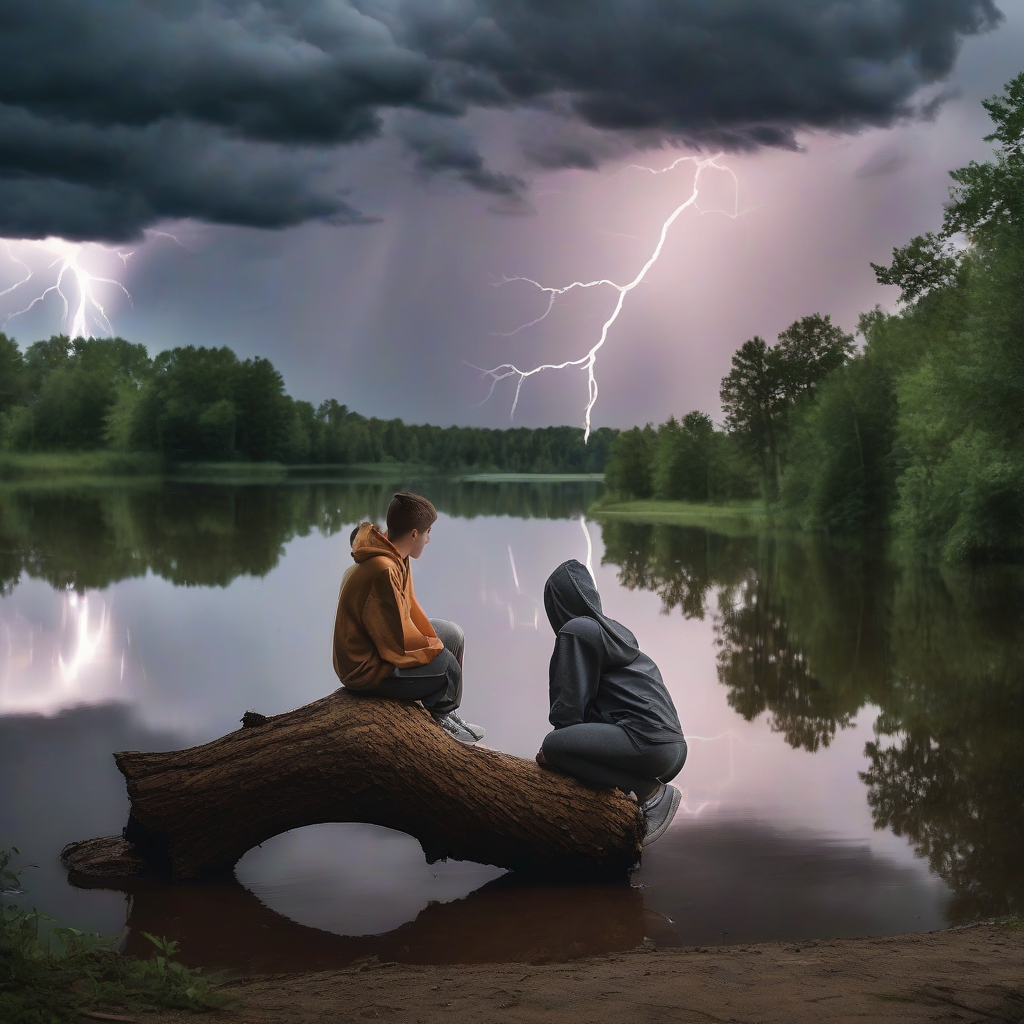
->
[0,243,32,301]
[0,238,135,339]
[501,544,541,630]
[580,515,594,579]
[473,154,739,441]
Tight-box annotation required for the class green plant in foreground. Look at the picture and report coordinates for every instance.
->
[1,847,228,1023]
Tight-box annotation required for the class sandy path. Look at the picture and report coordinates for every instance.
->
[155,924,1024,1023]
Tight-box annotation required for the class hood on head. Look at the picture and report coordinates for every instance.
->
[544,558,639,661]
[544,559,602,632]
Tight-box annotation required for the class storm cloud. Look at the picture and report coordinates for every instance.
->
[396,115,529,210]
[0,0,1003,240]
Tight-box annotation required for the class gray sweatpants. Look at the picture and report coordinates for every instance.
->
[542,722,687,800]
[371,618,464,716]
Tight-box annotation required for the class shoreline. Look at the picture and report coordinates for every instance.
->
[149,923,1024,1023]
[588,497,768,530]
[458,472,606,482]
[0,452,609,485]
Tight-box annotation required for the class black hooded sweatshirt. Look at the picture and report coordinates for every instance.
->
[544,559,683,747]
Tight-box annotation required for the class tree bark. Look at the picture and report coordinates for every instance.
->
[61,689,644,882]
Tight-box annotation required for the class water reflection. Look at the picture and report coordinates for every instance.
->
[0,590,129,715]
[488,547,542,630]
[237,824,505,937]
[72,871,647,972]
[601,521,1024,923]
[64,813,945,971]
[2,481,1021,971]
[0,477,604,593]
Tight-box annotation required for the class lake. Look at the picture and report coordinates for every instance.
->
[1,477,1021,972]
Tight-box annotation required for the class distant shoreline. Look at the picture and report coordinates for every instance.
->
[0,457,785,534]
[458,472,605,483]
[0,452,611,485]
[588,496,767,529]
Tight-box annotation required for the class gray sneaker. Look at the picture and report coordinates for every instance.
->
[448,710,485,741]
[641,783,682,846]
[433,711,481,745]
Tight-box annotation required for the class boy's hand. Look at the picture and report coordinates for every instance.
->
[535,748,550,768]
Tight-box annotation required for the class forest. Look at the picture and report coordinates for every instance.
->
[2,72,1021,559]
[0,335,615,474]
[603,311,851,505]
[604,72,1024,562]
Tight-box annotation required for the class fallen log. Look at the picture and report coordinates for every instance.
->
[62,689,644,881]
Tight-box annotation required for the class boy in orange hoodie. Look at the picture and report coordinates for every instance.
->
[333,492,484,744]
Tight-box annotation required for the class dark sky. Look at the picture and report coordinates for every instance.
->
[1,0,1022,429]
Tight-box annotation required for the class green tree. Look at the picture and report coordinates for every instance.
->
[604,425,657,498]
[781,349,898,532]
[282,399,317,463]
[774,314,855,402]
[720,336,781,496]
[0,333,23,416]
[653,411,715,501]
[133,346,241,460]
[233,357,290,461]
[13,336,151,450]
[721,316,853,499]
[864,72,1024,560]
[870,232,964,304]
[944,71,1024,244]
[21,334,73,398]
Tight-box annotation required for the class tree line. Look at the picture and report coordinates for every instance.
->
[605,71,1024,562]
[0,335,616,473]
[604,312,852,504]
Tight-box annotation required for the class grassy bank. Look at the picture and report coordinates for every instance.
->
[588,496,767,530]
[0,453,440,484]
[0,451,163,481]
[459,472,605,483]
[1,849,227,1023]
[0,452,608,485]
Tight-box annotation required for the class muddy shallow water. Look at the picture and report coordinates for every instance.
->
[1,477,1020,971]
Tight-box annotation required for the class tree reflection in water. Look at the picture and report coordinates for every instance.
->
[599,519,1024,923]
[0,477,604,593]
[3,485,1021,927]
[862,562,1024,923]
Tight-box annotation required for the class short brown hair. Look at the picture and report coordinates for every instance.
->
[386,492,437,539]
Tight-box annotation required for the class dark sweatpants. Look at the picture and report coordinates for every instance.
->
[542,722,687,800]
[371,618,463,715]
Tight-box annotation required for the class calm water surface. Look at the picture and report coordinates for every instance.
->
[1,478,1021,971]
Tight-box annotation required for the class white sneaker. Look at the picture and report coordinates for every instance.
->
[448,710,485,741]
[434,712,481,745]
[641,784,682,846]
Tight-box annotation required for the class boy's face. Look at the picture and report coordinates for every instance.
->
[409,524,432,559]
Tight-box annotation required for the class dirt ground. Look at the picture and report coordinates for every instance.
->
[153,923,1024,1024]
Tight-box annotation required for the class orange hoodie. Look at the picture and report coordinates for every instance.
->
[332,522,444,690]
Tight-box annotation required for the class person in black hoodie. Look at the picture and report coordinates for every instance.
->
[538,559,686,845]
